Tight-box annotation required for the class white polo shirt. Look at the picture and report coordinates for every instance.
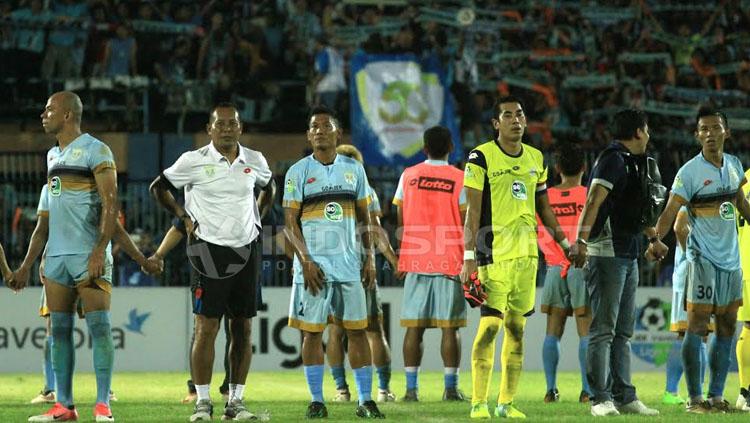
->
[163,142,272,248]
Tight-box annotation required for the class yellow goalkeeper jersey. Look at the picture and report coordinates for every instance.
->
[463,139,548,265]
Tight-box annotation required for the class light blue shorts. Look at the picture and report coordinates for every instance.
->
[541,265,589,316]
[686,255,743,315]
[400,273,466,328]
[288,282,367,332]
[670,259,688,332]
[44,253,113,292]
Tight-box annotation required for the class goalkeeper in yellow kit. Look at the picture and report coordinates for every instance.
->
[461,96,569,419]
[736,169,750,412]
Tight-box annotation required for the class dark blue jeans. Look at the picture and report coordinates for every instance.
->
[586,256,639,405]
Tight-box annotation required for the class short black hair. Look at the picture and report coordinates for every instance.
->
[493,95,525,116]
[695,105,729,128]
[210,102,239,123]
[554,142,585,176]
[308,104,339,127]
[611,109,647,140]
[423,126,453,158]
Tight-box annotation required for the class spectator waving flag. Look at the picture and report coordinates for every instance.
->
[350,52,462,165]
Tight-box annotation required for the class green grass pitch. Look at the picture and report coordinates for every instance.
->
[0,371,746,421]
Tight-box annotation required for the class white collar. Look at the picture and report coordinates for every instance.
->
[208,141,245,163]
[425,159,449,165]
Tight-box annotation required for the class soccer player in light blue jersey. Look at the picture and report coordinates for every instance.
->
[662,208,708,405]
[10,91,120,422]
[652,106,750,414]
[326,144,400,404]
[18,184,157,408]
[283,106,384,419]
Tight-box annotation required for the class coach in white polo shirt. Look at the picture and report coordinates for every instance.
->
[150,102,275,421]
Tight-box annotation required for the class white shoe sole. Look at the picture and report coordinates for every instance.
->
[590,408,620,417]
[96,416,115,422]
[377,393,396,402]
[190,413,212,422]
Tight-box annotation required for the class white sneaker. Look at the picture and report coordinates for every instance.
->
[377,389,396,402]
[616,400,659,416]
[222,398,256,421]
[737,389,750,412]
[591,401,620,417]
[190,399,213,422]
[29,391,56,404]
[332,388,351,402]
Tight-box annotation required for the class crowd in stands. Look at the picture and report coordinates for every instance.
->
[1,0,750,286]
[0,0,747,143]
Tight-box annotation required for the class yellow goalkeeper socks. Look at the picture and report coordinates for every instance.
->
[498,313,526,404]
[738,326,750,388]
[471,316,502,405]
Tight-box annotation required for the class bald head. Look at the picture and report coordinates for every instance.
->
[41,91,83,135]
[52,91,83,121]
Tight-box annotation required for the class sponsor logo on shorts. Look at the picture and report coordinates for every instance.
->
[511,180,527,200]
[49,176,62,197]
[325,202,343,221]
[414,176,455,193]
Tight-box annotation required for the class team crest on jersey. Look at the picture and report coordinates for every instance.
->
[203,165,215,177]
[70,148,83,160]
[719,201,736,221]
[324,202,343,221]
[344,172,356,186]
[49,176,62,197]
[511,180,527,200]
[465,165,474,178]
[285,178,296,193]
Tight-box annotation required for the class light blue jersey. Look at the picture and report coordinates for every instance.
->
[37,184,49,216]
[283,154,370,283]
[672,206,689,290]
[671,153,745,270]
[673,237,687,287]
[46,133,116,257]
[367,185,381,215]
